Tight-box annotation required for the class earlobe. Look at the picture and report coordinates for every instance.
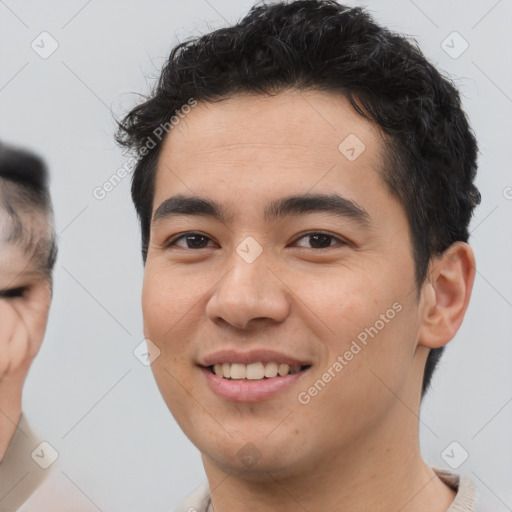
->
[418,242,476,349]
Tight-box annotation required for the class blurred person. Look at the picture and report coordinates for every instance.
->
[0,142,56,510]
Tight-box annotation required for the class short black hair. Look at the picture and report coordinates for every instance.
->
[116,0,480,396]
[0,142,57,276]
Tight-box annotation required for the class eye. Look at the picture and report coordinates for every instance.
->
[0,286,27,299]
[164,231,347,250]
[165,232,216,249]
[292,232,346,249]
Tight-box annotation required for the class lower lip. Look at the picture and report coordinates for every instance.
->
[201,367,308,402]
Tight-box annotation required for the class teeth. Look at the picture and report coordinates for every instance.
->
[246,362,265,380]
[212,362,304,380]
[264,362,278,378]
[222,363,231,378]
[230,363,246,379]
[278,363,290,376]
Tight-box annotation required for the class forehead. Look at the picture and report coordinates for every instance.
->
[160,90,382,167]
[153,90,391,216]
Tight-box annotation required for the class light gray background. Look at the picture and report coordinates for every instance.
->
[1,0,511,510]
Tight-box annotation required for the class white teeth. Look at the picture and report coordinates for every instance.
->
[264,362,278,378]
[278,363,290,376]
[230,363,246,379]
[211,362,305,380]
[222,363,231,378]
[246,362,265,380]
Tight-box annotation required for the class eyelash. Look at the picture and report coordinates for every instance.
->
[0,286,27,299]
[164,231,347,250]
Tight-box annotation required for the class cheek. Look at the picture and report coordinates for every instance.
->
[336,299,418,408]
[301,267,416,385]
[142,269,200,421]
[298,302,417,444]
[20,284,52,350]
[289,263,390,344]
[141,264,206,358]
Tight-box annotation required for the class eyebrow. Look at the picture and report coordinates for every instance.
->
[152,193,371,227]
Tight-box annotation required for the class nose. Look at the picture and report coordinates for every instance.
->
[205,249,291,330]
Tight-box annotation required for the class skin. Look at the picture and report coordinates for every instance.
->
[142,90,475,511]
[0,208,52,461]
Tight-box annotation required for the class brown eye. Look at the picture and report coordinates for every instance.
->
[293,232,345,249]
[166,232,214,249]
[308,234,334,248]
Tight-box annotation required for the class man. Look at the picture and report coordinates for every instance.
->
[0,142,57,510]
[117,1,481,510]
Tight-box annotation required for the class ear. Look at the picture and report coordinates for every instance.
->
[418,242,476,349]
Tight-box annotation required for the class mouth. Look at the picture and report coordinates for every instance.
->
[207,362,311,380]
[199,351,312,401]
[199,349,312,401]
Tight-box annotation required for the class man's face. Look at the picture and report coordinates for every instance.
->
[0,207,52,380]
[142,90,431,477]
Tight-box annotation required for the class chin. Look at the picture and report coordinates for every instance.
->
[200,435,311,481]
[207,454,298,481]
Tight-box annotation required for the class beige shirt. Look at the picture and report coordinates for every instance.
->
[0,415,47,512]
[172,467,480,512]
[0,415,96,511]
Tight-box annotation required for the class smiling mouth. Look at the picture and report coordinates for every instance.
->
[208,362,311,380]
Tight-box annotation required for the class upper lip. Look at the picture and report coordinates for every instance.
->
[200,349,311,367]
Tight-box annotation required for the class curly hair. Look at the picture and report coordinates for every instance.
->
[116,0,480,396]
